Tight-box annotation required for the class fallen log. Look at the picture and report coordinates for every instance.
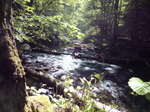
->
[24,66,65,94]
[24,66,123,112]
[32,48,71,55]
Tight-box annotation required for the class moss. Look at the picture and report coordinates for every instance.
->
[25,95,53,112]
[2,34,25,78]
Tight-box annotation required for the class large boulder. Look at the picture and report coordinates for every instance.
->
[25,95,53,112]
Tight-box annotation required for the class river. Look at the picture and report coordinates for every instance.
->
[22,47,150,112]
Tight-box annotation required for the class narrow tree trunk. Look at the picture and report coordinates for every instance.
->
[113,0,119,39]
[0,0,27,112]
[110,0,119,54]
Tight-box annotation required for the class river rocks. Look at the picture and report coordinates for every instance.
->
[37,88,48,94]
[27,84,53,96]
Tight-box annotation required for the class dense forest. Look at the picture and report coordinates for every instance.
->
[13,0,150,59]
[0,0,150,112]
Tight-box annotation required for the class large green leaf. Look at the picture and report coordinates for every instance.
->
[128,77,150,95]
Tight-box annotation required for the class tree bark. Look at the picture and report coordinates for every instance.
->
[0,0,27,112]
[113,0,119,40]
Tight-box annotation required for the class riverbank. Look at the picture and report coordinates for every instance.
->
[20,42,150,112]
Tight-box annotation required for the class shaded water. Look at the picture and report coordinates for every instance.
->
[23,51,150,112]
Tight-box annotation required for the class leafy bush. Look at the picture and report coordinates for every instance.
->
[13,1,85,46]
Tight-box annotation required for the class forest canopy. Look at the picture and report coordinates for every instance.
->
[13,0,150,59]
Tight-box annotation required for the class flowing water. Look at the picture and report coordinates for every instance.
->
[23,50,150,112]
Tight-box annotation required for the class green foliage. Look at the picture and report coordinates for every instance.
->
[128,77,150,101]
[51,74,105,112]
[92,72,105,83]
[52,95,80,112]
[14,0,85,46]
[14,0,150,57]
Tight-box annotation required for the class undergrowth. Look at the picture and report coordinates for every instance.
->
[50,73,109,112]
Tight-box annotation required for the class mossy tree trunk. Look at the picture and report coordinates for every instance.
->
[0,0,27,112]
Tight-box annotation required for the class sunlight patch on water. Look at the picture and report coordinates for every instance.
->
[54,55,82,70]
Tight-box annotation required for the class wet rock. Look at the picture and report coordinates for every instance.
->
[106,84,110,87]
[37,88,48,94]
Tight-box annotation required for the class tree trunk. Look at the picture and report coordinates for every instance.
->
[113,0,119,40]
[0,0,27,112]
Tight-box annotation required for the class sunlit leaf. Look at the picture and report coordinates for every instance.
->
[128,77,150,95]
